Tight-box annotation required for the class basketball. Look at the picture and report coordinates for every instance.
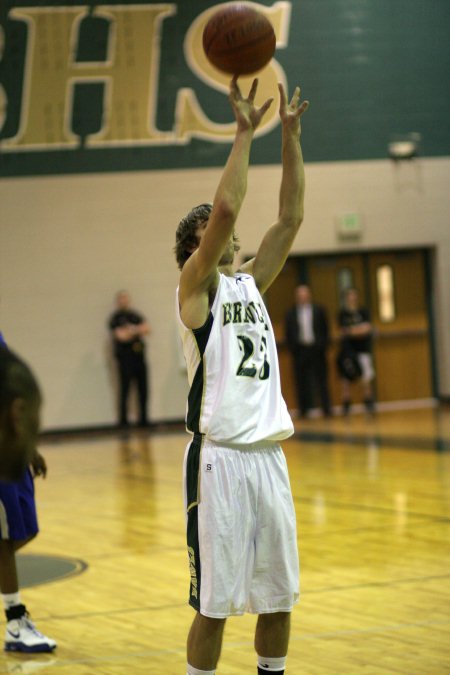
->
[202,4,276,76]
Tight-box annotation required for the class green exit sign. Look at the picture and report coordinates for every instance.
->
[336,213,363,239]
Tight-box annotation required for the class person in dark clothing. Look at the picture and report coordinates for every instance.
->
[109,291,151,428]
[0,341,41,482]
[285,285,331,418]
[337,287,376,416]
[0,335,56,653]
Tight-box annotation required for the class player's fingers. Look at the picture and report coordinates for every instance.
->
[247,78,258,102]
[230,76,241,98]
[259,97,274,116]
[278,82,287,111]
[297,100,310,116]
[290,86,301,108]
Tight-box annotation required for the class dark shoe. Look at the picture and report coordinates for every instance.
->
[342,401,351,416]
[364,398,376,416]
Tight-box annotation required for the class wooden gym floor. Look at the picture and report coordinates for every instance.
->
[1,407,449,674]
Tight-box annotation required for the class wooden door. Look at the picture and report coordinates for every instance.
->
[368,250,432,402]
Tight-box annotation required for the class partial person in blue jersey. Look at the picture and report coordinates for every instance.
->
[0,337,56,652]
[174,77,309,675]
[0,341,40,481]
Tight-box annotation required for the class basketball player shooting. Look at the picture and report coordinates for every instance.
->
[175,77,309,675]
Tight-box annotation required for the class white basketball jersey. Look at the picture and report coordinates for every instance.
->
[176,272,294,444]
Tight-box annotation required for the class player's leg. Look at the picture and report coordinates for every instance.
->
[1,542,56,652]
[117,357,132,426]
[315,349,331,417]
[187,612,226,672]
[0,476,56,653]
[293,350,310,417]
[183,438,256,673]
[0,535,35,590]
[362,380,375,413]
[0,539,20,595]
[301,347,315,415]
[135,356,149,426]
[341,376,352,415]
[255,611,290,673]
[250,446,299,674]
[358,353,376,415]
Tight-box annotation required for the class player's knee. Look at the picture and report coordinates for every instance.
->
[257,611,291,629]
[196,612,226,630]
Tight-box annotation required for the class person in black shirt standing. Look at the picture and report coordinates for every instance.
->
[109,290,150,428]
[337,288,375,416]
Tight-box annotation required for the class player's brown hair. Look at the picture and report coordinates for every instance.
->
[174,203,213,270]
[174,203,241,270]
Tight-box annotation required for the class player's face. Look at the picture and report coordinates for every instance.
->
[345,290,358,310]
[0,394,41,481]
[195,223,236,264]
[194,222,237,267]
[296,286,311,305]
[117,291,131,310]
[219,235,236,266]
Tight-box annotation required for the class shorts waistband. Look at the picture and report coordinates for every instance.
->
[197,436,280,452]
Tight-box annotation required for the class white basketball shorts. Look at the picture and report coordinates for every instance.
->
[183,434,300,618]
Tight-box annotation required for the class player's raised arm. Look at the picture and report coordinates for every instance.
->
[179,78,273,297]
[241,83,309,294]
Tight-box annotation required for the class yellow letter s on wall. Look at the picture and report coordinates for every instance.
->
[176,2,293,143]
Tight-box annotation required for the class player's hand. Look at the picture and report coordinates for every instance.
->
[30,451,47,479]
[229,77,274,132]
[278,83,309,135]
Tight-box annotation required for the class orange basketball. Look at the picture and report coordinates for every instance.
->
[202,4,276,76]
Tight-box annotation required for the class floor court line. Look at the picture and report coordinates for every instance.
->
[8,618,449,670]
[26,572,449,626]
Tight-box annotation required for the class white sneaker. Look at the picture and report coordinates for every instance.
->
[4,614,56,653]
